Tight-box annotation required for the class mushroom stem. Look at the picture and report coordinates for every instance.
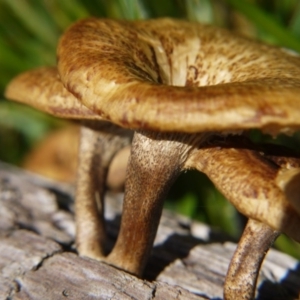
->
[224,219,279,300]
[106,131,199,275]
[76,123,131,259]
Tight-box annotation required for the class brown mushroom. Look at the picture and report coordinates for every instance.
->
[23,125,80,183]
[23,124,130,191]
[6,18,300,300]
[5,66,132,258]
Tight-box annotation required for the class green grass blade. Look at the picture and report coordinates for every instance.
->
[185,0,214,23]
[2,0,58,47]
[104,0,148,19]
[227,0,300,51]
[289,1,300,37]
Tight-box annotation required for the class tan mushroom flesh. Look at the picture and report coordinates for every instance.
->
[6,18,300,300]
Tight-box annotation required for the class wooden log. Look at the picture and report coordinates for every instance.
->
[0,162,299,299]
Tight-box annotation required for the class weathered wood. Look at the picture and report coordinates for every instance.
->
[0,162,300,299]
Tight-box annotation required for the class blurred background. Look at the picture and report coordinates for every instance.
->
[1,0,300,258]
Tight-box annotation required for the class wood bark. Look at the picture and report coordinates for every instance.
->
[0,162,299,299]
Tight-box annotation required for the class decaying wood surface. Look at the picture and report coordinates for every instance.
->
[0,161,300,300]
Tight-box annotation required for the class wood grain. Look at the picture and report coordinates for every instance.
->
[0,162,299,299]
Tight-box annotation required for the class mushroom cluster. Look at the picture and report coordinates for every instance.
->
[5,18,300,299]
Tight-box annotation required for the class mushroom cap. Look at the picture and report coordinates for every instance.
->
[57,18,300,134]
[5,67,102,120]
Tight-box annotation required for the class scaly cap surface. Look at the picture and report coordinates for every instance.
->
[57,18,300,133]
[5,67,102,120]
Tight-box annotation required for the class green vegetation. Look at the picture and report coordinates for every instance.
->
[1,0,300,257]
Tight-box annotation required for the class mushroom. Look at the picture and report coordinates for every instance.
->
[5,66,132,258]
[6,17,300,299]
[23,124,130,191]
